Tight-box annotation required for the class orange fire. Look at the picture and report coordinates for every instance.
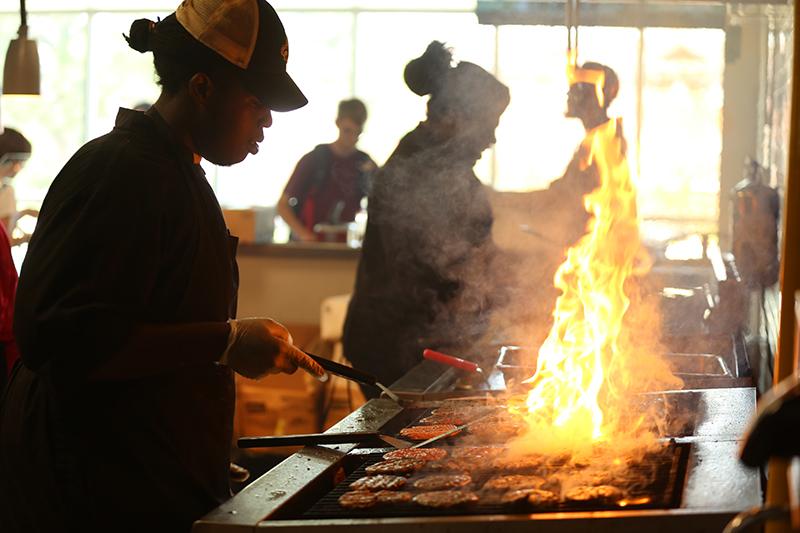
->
[510,89,681,457]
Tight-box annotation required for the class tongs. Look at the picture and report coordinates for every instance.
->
[305,352,401,403]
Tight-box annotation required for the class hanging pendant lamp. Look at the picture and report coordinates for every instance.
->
[3,0,40,95]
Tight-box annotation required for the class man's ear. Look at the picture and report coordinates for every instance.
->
[187,72,214,109]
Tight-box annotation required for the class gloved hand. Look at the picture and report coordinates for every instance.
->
[219,318,326,380]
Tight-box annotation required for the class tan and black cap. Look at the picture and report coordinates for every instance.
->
[175,0,307,112]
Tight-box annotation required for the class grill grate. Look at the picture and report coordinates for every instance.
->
[303,442,690,519]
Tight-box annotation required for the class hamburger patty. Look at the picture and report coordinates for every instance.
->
[399,424,460,441]
[365,458,426,476]
[375,490,413,504]
[383,448,448,462]
[564,484,624,502]
[413,490,479,508]
[338,491,377,509]
[483,474,547,491]
[350,475,407,491]
[450,446,504,461]
[413,474,472,491]
[526,488,560,506]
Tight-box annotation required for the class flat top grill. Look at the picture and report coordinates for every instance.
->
[296,403,691,520]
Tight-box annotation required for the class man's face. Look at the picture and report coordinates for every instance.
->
[192,75,272,166]
[566,82,601,119]
[336,117,362,151]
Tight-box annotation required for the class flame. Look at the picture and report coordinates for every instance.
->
[617,497,652,507]
[509,91,681,457]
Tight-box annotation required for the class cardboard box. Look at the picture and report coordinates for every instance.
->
[222,207,275,244]
[236,381,320,437]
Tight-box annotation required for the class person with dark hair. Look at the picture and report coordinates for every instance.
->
[277,98,376,241]
[0,127,37,243]
[342,42,510,395]
[545,61,625,246]
[0,2,324,532]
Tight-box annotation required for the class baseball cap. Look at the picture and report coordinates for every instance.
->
[176,0,307,112]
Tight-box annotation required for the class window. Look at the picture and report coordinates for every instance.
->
[494,25,639,192]
[639,28,724,232]
[1,2,726,236]
[1,13,89,207]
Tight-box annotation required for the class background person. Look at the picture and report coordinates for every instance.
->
[343,41,510,396]
[0,128,37,245]
[277,98,376,242]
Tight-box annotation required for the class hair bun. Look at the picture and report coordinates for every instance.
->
[125,19,155,53]
[404,41,453,96]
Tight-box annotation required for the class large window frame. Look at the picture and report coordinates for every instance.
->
[2,2,727,236]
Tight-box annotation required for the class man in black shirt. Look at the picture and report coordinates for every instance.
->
[0,2,323,532]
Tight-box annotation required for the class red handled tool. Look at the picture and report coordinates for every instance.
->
[423,348,485,375]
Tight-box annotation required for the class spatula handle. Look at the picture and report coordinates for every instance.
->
[238,431,381,449]
[423,349,480,373]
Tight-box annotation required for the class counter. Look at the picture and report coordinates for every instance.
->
[236,243,360,325]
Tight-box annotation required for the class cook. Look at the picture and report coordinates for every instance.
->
[548,61,625,244]
[342,41,510,396]
[0,1,323,532]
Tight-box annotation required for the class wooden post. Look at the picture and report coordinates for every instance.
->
[765,0,800,529]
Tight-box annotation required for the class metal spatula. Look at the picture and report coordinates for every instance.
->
[409,409,500,449]
[238,431,412,449]
[305,352,401,403]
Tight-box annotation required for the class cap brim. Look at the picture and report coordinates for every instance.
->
[245,71,308,113]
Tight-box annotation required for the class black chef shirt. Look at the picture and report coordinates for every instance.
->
[0,108,238,532]
[342,123,495,393]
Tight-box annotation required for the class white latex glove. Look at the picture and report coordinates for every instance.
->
[219,318,325,380]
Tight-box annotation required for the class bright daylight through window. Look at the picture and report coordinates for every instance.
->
[1,1,723,239]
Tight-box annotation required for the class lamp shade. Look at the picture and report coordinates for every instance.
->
[3,25,40,95]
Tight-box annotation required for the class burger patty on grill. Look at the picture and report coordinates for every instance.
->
[483,474,547,491]
[383,448,448,462]
[525,488,560,506]
[350,475,407,491]
[412,490,479,508]
[450,446,504,461]
[413,474,472,491]
[365,458,426,475]
[564,484,624,502]
[400,424,460,441]
[491,455,547,472]
[338,491,377,509]
[375,490,413,504]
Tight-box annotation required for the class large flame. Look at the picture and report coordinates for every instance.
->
[510,113,681,457]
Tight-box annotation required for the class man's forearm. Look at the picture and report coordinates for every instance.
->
[90,321,231,380]
[277,195,315,241]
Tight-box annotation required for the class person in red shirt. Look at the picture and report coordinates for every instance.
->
[277,99,376,241]
[0,136,23,392]
[0,221,17,392]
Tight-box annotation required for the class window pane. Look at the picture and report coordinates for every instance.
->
[1,13,88,206]
[354,12,497,182]
[87,12,164,140]
[639,28,724,229]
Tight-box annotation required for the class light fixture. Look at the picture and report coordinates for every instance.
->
[3,0,40,95]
